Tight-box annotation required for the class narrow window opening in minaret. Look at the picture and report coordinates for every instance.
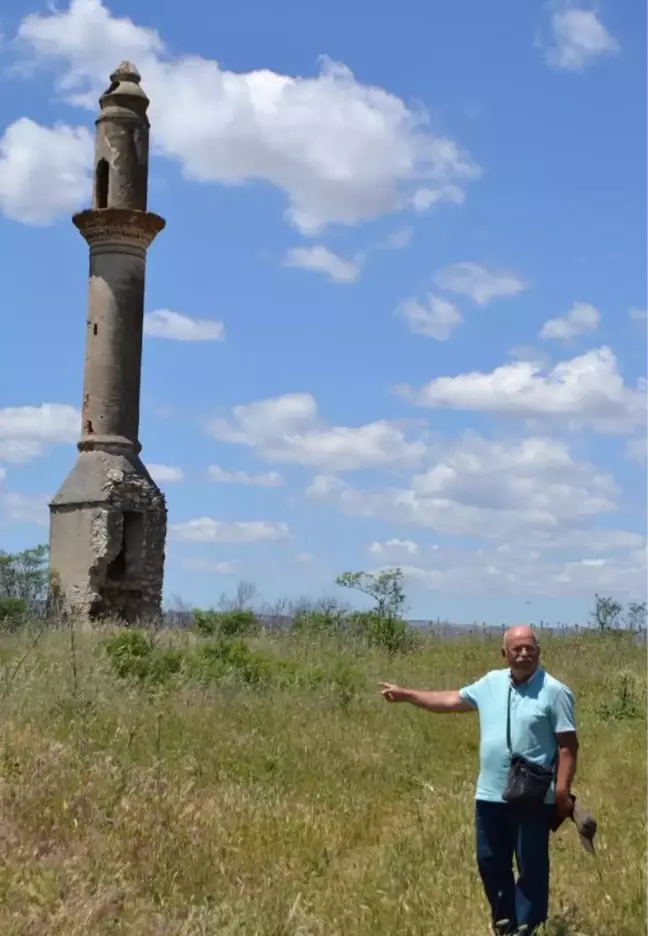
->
[107,541,126,580]
[93,323,98,335]
[95,158,109,209]
[107,512,144,582]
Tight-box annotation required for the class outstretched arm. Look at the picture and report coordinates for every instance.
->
[379,682,475,713]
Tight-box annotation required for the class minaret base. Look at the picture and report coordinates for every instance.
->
[49,450,167,624]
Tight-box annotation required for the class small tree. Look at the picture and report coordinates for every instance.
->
[590,594,623,631]
[335,568,406,619]
[625,601,647,632]
[218,580,258,612]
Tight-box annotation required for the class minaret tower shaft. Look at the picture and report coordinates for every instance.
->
[49,63,167,624]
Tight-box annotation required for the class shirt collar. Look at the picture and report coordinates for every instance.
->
[509,665,543,690]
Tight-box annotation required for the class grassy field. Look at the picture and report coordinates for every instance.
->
[0,623,644,935]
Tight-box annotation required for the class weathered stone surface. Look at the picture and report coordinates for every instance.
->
[95,61,151,212]
[50,452,166,623]
[73,208,165,249]
[74,213,163,452]
[49,64,167,625]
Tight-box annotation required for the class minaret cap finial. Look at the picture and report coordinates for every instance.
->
[100,61,149,112]
[110,61,141,84]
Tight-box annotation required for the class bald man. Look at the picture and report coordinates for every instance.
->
[380,625,578,936]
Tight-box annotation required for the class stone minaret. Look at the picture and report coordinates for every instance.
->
[49,63,167,624]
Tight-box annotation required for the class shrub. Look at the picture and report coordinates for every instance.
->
[104,631,152,679]
[281,659,326,690]
[192,609,260,639]
[328,658,365,711]
[102,623,369,702]
[597,673,644,721]
[147,649,183,684]
[219,609,260,638]
[192,610,219,636]
[0,597,29,633]
[195,638,273,686]
[351,611,414,654]
[292,609,344,635]
[200,639,332,690]
[104,631,182,686]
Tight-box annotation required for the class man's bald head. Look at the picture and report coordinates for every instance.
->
[501,625,540,683]
[503,624,538,651]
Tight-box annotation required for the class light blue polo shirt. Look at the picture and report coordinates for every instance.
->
[459,666,577,804]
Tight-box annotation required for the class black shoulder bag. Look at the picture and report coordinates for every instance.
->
[503,684,556,808]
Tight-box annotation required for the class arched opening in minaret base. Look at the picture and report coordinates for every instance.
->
[107,511,144,582]
[88,509,148,625]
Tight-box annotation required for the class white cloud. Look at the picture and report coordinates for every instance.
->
[295,552,313,563]
[0,403,79,461]
[208,465,284,487]
[182,557,238,574]
[540,301,600,341]
[0,440,45,464]
[306,432,631,548]
[554,529,645,552]
[144,310,225,342]
[397,346,646,435]
[171,518,290,543]
[0,491,50,526]
[148,464,183,483]
[0,403,79,442]
[545,7,619,72]
[396,293,462,341]
[369,538,420,560]
[626,436,647,464]
[283,226,414,283]
[0,476,49,526]
[411,434,617,517]
[208,392,426,471]
[394,543,645,599]
[283,246,360,283]
[0,470,50,526]
[551,554,644,597]
[14,0,479,232]
[433,261,526,306]
[0,118,92,225]
[410,185,465,212]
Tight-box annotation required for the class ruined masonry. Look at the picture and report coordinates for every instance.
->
[49,62,167,624]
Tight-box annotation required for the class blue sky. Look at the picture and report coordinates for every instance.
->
[0,0,645,624]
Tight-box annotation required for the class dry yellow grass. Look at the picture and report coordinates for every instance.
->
[0,625,644,935]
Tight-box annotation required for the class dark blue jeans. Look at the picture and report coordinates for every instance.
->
[475,801,553,935]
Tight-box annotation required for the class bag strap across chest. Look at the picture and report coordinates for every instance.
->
[506,684,513,755]
[506,678,557,767]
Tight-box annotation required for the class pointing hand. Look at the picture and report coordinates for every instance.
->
[379,681,407,702]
